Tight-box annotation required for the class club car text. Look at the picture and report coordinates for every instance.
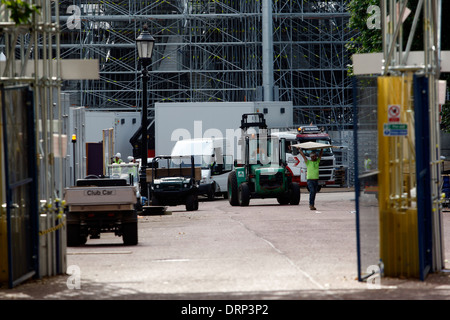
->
[84,189,116,196]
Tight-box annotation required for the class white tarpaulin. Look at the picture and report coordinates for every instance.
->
[291,142,335,150]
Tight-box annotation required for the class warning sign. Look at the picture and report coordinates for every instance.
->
[388,105,400,122]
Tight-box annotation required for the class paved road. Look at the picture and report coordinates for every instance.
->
[1,188,450,303]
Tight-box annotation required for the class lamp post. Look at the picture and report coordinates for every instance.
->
[136,24,155,199]
[72,134,77,185]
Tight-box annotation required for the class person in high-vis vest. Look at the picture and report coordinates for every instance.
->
[297,147,323,211]
[113,153,123,164]
[364,153,372,171]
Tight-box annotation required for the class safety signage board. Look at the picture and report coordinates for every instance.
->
[388,104,401,122]
[383,123,408,136]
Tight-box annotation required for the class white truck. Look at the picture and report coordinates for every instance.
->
[270,125,336,190]
[170,138,233,199]
[155,101,293,157]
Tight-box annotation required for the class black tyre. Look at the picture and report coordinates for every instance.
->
[193,195,199,211]
[207,183,215,200]
[238,182,250,206]
[85,174,100,179]
[228,171,239,206]
[123,222,138,245]
[277,196,290,205]
[289,182,301,205]
[151,196,160,206]
[67,224,87,247]
[186,194,197,211]
[135,199,143,213]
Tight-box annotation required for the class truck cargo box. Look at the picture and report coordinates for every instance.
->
[64,186,137,206]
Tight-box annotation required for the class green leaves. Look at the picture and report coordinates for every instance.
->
[1,0,41,24]
[441,103,450,133]
[346,0,382,55]
[345,0,382,75]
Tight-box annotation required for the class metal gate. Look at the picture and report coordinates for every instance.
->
[354,75,438,281]
[1,85,39,288]
[353,76,381,282]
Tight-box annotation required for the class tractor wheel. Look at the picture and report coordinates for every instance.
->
[238,182,250,206]
[228,171,239,206]
[277,196,290,205]
[289,182,301,205]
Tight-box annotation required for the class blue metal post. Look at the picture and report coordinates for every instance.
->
[352,76,362,282]
[414,75,433,281]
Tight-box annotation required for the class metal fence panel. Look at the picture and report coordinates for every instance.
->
[1,85,38,288]
[353,76,380,281]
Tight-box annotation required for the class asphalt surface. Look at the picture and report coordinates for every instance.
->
[1,187,450,304]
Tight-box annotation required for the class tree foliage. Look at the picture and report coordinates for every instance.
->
[442,103,450,133]
[346,0,382,56]
[1,0,40,25]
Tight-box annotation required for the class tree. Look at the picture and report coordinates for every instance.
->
[1,0,40,25]
[442,103,450,133]
[346,0,382,57]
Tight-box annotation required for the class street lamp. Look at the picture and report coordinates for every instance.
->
[72,134,77,185]
[136,24,155,200]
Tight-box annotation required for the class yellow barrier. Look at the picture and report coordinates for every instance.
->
[377,75,419,278]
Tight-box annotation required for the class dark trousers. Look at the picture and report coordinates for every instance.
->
[307,179,319,206]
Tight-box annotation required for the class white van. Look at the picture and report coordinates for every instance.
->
[170,138,233,199]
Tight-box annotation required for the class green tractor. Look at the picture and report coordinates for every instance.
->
[228,113,300,206]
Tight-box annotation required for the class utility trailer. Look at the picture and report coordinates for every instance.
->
[147,155,201,211]
[64,165,140,246]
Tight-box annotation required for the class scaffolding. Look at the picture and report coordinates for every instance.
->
[57,0,353,130]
